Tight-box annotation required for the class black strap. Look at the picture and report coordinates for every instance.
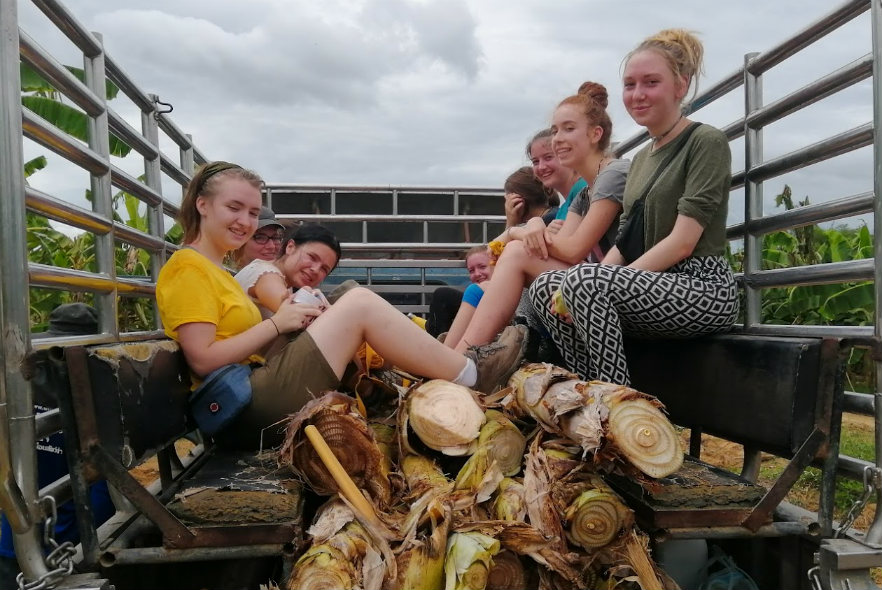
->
[632,121,703,207]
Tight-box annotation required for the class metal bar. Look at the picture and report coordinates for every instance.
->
[143,96,164,331]
[107,107,158,160]
[265,183,503,195]
[744,51,763,329]
[55,347,100,567]
[84,32,117,339]
[747,55,873,130]
[192,147,208,166]
[26,186,112,235]
[747,0,869,75]
[335,260,466,268]
[741,259,873,289]
[340,242,490,251]
[156,113,194,151]
[29,263,154,297]
[180,131,196,176]
[868,0,882,547]
[741,447,762,482]
[662,521,813,540]
[18,30,102,116]
[720,118,746,142]
[22,109,108,175]
[31,331,167,352]
[285,214,506,222]
[100,543,294,566]
[103,55,154,113]
[686,68,746,115]
[88,445,196,547]
[360,285,455,294]
[112,222,166,254]
[0,0,47,581]
[736,323,873,338]
[727,191,873,238]
[30,0,101,56]
[37,474,70,508]
[746,123,873,185]
[160,153,189,187]
[111,165,164,208]
[742,428,827,531]
[34,408,61,440]
[844,391,875,415]
[838,454,875,481]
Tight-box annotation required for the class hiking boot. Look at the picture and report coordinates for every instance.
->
[466,324,528,393]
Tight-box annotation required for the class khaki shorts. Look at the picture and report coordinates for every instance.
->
[216,331,339,450]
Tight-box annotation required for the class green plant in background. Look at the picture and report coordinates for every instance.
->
[726,185,875,392]
[22,62,182,333]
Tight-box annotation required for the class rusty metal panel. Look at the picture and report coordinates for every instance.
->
[81,341,190,468]
[607,455,768,530]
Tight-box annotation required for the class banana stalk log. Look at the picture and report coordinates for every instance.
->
[400,380,486,456]
[290,509,386,590]
[394,505,451,590]
[444,532,501,590]
[454,411,525,501]
[508,364,683,478]
[490,478,527,522]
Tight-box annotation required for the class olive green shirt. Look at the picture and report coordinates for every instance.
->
[619,123,731,258]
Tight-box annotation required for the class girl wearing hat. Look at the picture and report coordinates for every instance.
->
[232,205,284,269]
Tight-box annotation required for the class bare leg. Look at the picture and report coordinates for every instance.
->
[444,301,478,348]
[307,287,469,379]
[452,241,569,352]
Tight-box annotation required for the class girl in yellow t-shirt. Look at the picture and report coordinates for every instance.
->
[157,161,527,449]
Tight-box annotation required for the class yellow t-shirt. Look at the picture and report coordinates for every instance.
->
[157,248,264,370]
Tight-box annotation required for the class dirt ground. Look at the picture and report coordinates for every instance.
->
[682,413,877,532]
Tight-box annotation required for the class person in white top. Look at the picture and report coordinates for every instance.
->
[235,223,340,318]
[232,206,285,270]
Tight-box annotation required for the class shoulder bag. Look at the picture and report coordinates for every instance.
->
[188,363,253,436]
[615,122,702,264]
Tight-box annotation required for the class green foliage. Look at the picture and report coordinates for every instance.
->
[20,62,120,100]
[727,185,875,391]
[22,60,180,333]
[20,62,131,157]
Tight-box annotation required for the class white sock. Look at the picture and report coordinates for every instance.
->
[452,357,477,387]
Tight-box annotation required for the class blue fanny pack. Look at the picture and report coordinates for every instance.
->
[188,363,253,436]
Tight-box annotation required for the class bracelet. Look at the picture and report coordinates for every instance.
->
[268,317,281,335]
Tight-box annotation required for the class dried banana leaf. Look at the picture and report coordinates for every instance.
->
[279,391,392,507]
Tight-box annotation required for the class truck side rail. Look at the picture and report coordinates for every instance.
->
[1,0,207,585]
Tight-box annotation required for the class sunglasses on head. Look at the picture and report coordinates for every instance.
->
[252,233,283,244]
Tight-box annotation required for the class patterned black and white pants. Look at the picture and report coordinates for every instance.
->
[528,256,738,385]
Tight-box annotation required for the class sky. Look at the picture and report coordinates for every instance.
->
[16,0,876,227]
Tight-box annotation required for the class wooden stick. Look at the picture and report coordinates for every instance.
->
[304,424,381,526]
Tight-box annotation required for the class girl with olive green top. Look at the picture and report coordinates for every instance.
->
[529,29,738,385]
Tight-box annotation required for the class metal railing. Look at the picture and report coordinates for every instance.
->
[265,184,507,313]
[1,0,207,585]
[1,0,882,586]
